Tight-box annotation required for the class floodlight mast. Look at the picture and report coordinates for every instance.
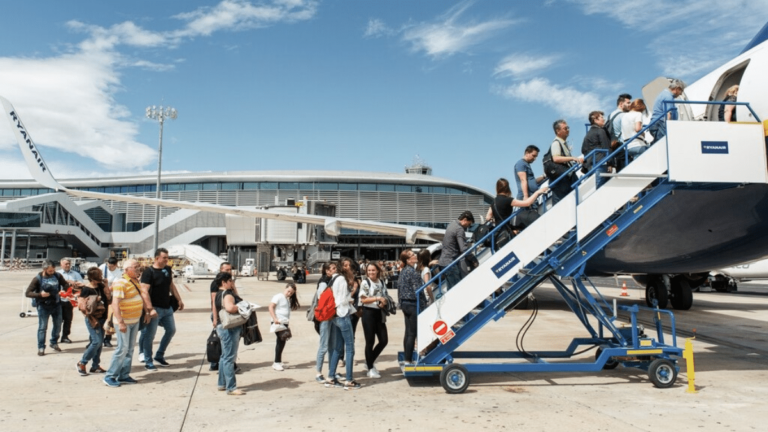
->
[145,105,177,254]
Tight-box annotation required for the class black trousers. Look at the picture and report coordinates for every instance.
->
[400,302,417,363]
[361,308,388,368]
[275,325,289,363]
[60,302,73,339]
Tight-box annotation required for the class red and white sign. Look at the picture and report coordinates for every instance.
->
[433,320,449,337]
[439,330,456,344]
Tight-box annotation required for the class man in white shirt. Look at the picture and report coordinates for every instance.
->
[58,259,85,344]
[100,257,122,347]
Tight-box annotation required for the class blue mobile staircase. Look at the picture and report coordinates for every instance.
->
[399,101,767,393]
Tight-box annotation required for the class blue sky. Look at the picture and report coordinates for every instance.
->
[1,0,767,194]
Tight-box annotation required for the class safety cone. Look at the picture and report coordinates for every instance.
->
[620,282,629,297]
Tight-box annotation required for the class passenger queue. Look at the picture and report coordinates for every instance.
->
[26,80,723,394]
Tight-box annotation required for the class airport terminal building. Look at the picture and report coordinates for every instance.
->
[0,167,492,265]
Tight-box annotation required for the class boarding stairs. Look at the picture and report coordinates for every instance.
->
[406,101,768,389]
[167,244,224,277]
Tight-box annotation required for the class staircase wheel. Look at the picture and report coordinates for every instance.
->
[648,358,677,388]
[596,347,619,370]
[645,278,668,309]
[440,364,470,394]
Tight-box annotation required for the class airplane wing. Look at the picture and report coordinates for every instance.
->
[1,95,445,243]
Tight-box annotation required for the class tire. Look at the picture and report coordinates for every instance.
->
[645,278,668,309]
[440,364,470,394]
[670,278,693,310]
[20,312,26,318]
[648,358,677,388]
[596,347,619,370]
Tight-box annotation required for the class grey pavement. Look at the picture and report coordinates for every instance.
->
[1,270,767,431]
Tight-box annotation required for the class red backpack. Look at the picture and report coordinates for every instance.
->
[314,275,339,322]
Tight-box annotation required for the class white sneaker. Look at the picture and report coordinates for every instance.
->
[367,367,381,379]
[139,353,145,363]
[272,362,284,371]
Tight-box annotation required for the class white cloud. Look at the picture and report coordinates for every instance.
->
[563,0,768,78]
[364,18,393,38]
[0,0,317,179]
[495,77,607,119]
[173,0,317,37]
[494,54,559,78]
[400,1,520,58]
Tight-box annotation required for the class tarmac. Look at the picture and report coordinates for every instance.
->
[1,270,767,432]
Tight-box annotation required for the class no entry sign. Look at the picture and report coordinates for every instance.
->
[433,320,449,336]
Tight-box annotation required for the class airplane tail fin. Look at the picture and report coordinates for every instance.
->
[741,21,768,54]
[0,96,65,191]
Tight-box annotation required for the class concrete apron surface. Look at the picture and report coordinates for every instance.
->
[1,270,767,432]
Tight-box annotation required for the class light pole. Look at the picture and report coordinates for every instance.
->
[145,105,177,254]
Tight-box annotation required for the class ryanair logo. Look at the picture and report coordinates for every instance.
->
[9,110,48,173]
[701,141,728,154]
[491,251,520,279]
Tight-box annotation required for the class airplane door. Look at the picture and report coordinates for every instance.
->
[735,46,768,123]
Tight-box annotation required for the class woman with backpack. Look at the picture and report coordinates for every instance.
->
[358,262,389,379]
[269,282,300,371]
[214,272,245,396]
[313,263,337,383]
[76,267,110,376]
[325,261,362,390]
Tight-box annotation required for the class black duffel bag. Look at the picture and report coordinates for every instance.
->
[242,312,262,345]
[206,330,221,363]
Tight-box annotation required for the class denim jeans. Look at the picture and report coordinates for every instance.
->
[216,324,242,392]
[627,145,648,160]
[105,322,140,381]
[328,315,355,381]
[81,317,105,368]
[443,264,462,291]
[140,306,176,362]
[315,319,331,373]
[37,305,62,349]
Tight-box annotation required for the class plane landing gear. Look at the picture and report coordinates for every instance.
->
[645,275,694,310]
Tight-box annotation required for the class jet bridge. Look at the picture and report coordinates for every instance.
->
[401,100,768,393]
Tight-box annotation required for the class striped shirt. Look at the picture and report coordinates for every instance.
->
[112,274,143,325]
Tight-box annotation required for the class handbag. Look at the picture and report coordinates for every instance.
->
[206,329,222,362]
[169,294,179,312]
[242,312,262,345]
[219,308,248,329]
[277,327,292,341]
[104,311,116,336]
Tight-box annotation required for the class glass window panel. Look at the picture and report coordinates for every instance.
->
[243,182,260,190]
[279,182,298,190]
[20,189,32,196]
[146,185,156,192]
[202,183,218,191]
[166,184,182,191]
[448,187,463,195]
[221,182,240,190]
[395,185,412,192]
[338,183,356,191]
[377,184,395,192]
[358,183,376,191]
[185,183,201,191]
[261,182,278,190]
[299,182,314,190]
[432,186,446,194]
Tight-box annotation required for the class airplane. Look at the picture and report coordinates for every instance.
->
[3,22,768,311]
[709,258,768,292]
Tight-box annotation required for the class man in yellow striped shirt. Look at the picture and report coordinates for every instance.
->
[103,259,152,387]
